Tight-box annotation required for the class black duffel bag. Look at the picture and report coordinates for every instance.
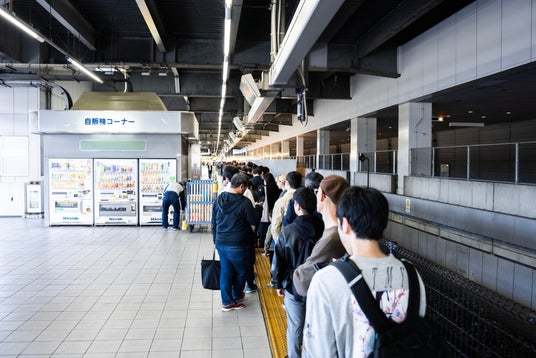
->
[201,250,220,290]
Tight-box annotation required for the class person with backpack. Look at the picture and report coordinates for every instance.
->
[303,186,428,357]
[272,187,324,358]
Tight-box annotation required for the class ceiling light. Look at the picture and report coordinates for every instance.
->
[223,19,231,58]
[0,7,45,43]
[225,0,233,8]
[158,71,168,77]
[449,122,485,127]
[67,57,103,84]
[506,111,511,115]
[467,110,473,114]
[481,115,487,119]
[388,126,393,129]
[222,60,229,82]
[141,69,151,76]
[446,114,451,118]
[438,116,444,122]
[221,83,227,98]
[95,66,117,75]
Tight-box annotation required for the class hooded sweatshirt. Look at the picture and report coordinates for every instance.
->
[212,191,257,247]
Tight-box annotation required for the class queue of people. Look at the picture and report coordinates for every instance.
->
[211,162,428,357]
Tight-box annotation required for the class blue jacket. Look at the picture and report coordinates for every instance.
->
[212,192,257,247]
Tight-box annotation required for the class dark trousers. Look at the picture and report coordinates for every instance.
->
[162,191,180,228]
[246,245,256,288]
[216,245,251,306]
[257,221,270,249]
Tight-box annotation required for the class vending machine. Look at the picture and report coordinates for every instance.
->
[48,158,94,225]
[94,159,138,225]
[139,159,177,225]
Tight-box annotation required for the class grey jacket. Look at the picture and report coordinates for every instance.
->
[293,226,346,296]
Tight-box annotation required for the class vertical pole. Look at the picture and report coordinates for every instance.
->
[431,147,435,177]
[392,150,396,175]
[515,143,519,184]
[466,146,470,180]
[373,152,377,173]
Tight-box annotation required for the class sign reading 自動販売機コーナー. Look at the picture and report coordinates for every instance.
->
[36,110,183,134]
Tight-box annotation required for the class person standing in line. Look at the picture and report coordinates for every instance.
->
[271,171,302,243]
[293,175,349,297]
[212,173,258,311]
[162,180,184,230]
[219,165,256,205]
[272,188,323,358]
[283,172,324,227]
[302,187,427,357]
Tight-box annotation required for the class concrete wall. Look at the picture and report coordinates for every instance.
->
[248,0,536,150]
[252,159,297,177]
[0,87,42,216]
[385,218,536,310]
[404,176,536,219]
[353,172,397,193]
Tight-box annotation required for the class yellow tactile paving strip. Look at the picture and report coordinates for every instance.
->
[255,249,288,358]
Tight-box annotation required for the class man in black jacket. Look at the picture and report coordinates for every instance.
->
[212,173,257,311]
[272,187,323,358]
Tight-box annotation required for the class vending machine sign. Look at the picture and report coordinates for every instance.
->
[94,159,138,225]
[48,159,94,225]
[139,159,177,225]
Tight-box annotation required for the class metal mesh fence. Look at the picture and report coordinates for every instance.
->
[382,240,536,358]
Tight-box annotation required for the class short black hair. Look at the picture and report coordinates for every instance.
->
[261,166,270,174]
[230,172,250,188]
[253,167,261,175]
[286,171,302,189]
[336,187,389,240]
[304,172,324,190]
[293,188,317,215]
[223,165,239,181]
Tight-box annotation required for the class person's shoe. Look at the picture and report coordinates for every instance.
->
[171,227,179,231]
[235,293,245,303]
[244,284,257,294]
[221,303,245,312]
[161,227,168,230]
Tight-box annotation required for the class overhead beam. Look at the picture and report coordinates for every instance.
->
[135,0,166,52]
[357,0,446,58]
[35,0,96,51]
[269,0,346,86]
[317,0,365,43]
[228,0,243,57]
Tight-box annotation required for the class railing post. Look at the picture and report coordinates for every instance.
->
[392,151,396,175]
[340,153,343,171]
[515,143,519,184]
[431,147,435,177]
[466,146,470,180]
[373,152,377,173]
[331,154,334,170]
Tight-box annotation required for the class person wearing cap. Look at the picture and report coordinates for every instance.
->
[293,175,349,296]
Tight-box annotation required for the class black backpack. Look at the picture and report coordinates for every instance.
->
[332,257,450,358]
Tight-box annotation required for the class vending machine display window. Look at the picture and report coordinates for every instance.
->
[139,159,177,225]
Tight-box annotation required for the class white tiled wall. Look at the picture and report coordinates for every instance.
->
[0,87,42,216]
[249,0,536,150]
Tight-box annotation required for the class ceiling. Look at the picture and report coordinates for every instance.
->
[0,0,475,151]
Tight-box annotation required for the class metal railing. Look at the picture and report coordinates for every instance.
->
[297,155,316,169]
[382,240,536,357]
[410,141,536,184]
[318,153,350,171]
[358,150,398,174]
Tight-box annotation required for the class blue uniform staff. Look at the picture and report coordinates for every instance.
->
[162,181,184,230]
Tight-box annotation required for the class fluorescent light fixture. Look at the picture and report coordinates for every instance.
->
[449,122,485,127]
[506,111,511,115]
[67,57,103,84]
[141,69,151,76]
[225,0,233,8]
[223,18,231,57]
[0,7,45,43]
[158,71,168,77]
[222,60,229,82]
[221,83,227,98]
[438,116,444,122]
[220,98,225,111]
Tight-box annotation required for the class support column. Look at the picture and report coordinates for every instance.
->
[397,102,432,194]
[271,142,281,159]
[350,117,377,172]
[281,140,290,158]
[317,129,330,169]
[296,136,304,157]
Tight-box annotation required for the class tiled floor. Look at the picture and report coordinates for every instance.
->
[0,219,271,358]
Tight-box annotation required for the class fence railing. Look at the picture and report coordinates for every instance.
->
[410,141,536,184]
[318,153,350,171]
[297,155,316,169]
[358,150,398,174]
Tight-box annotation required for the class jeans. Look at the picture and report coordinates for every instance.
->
[246,245,256,288]
[216,245,252,306]
[162,191,180,228]
[285,291,306,358]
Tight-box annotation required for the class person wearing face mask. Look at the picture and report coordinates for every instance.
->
[302,187,427,357]
[212,173,258,312]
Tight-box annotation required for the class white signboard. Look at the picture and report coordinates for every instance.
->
[36,110,184,134]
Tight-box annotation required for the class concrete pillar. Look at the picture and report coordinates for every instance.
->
[296,136,304,157]
[317,129,330,168]
[350,117,377,172]
[271,142,281,159]
[397,102,432,194]
[281,140,290,158]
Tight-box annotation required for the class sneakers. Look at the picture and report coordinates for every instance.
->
[235,294,245,303]
[221,303,245,312]
[244,284,258,294]
[161,227,168,230]
[171,227,179,231]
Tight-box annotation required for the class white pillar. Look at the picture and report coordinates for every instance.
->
[398,102,432,194]
[317,129,330,169]
[350,117,377,172]
[281,140,290,157]
[296,136,304,157]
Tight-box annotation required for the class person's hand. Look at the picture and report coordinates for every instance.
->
[276,289,285,297]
